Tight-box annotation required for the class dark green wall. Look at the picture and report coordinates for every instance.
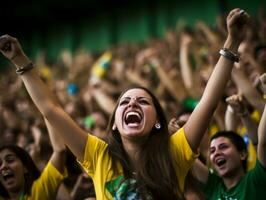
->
[1,0,266,65]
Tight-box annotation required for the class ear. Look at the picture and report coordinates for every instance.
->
[155,120,161,129]
[240,150,247,161]
[112,124,117,131]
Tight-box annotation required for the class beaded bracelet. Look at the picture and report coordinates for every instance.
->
[219,48,240,63]
[16,62,34,75]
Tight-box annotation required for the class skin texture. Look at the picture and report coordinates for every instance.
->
[0,149,26,195]
[210,137,246,178]
[114,89,157,141]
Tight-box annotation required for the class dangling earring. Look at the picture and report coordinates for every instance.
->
[155,122,161,129]
[112,124,117,131]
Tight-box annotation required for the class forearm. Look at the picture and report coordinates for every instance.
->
[191,158,209,184]
[232,68,264,113]
[155,64,187,102]
[180,45,194,90]
[201,37,238,103]
[50,151,66,174]
[45,118,66,153]
[11,54,60,117]
[185,37,239,151]
[92,88,116,115]
[225,106,238,131]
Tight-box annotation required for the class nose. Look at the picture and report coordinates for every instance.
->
[128,97,138,107]
[0,160,8,171]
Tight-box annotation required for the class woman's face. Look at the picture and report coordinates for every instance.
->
[209,137,246,178]
[0,149,26,193]
[114,88,157,141]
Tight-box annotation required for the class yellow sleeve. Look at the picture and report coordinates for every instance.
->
[170,128,198,191]
[28,162,67,200]
[77,134,108,176]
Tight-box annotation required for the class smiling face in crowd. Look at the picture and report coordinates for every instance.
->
[114,88,158,142]
[209,137,246,178]
[0,149,26,193]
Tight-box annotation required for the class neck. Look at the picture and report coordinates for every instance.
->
[121,138,144,171]
[222,169,245,189]
[8,190,24,200]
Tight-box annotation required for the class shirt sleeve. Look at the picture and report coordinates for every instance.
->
[77,134,108,176]
[30,161,67,199]
[170,128,199,191]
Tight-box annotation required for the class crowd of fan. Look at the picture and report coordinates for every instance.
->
[1,8,266,200]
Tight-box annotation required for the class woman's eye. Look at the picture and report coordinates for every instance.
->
[119,100,128,106]
[5,155,16,163]
[220,145,228,150]
[6,158,15,163]
[139,100,149,104]
[210,148,215,154]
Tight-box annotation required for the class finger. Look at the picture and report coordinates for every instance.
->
[228,8,241,19]
[0,35,10,49]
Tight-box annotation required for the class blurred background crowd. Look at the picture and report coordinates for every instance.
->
[1,0,266,199]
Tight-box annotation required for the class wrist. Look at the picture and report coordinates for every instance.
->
[223,36,240,53]
[12,53,31,69]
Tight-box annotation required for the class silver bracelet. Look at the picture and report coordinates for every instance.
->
[219,48,239,63]
[16,62,34,75]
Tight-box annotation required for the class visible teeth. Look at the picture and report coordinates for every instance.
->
[125,111,142,124]
[126,111,140,119]
[2,170,13,177]
[216,158,226,166]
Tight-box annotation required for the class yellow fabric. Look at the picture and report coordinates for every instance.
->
[0,162,67,200]
[26,161,67,200]
[238,127,257,171]
[78,128,197,199]
[237,110,260,171]
[170,128,199,191]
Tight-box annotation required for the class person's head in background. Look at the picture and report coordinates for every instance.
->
[83,111,108,140]
[209,131,248,179]
[0,144,40,199]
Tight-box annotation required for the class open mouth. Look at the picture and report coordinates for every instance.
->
[216,158,226,167]
[125,111,142,125]
[2,171,15,182]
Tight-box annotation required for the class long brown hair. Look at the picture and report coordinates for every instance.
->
[106,86,183,199]
[0,145,40,198]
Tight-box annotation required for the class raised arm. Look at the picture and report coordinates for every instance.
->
[0,35,87,161]
[231,66,265,114]
[179,31,194,92]
[184,8,250,152]
[44,118,66,173]
[225,94,258,146]
[257,73,266,167]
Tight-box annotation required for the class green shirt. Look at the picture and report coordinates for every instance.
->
[203,160,266,200]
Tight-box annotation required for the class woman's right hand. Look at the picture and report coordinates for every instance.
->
[226,8,250,48]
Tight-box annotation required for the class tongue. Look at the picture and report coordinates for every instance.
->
[126,115,141,124]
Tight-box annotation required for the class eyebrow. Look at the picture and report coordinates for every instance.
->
[120,96,151,101]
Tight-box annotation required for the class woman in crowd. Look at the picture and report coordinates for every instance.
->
[0,8,249,199]
[0,120,67,200]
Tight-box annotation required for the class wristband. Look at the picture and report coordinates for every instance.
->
[16,62,34,75]
[219,48,239,63]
